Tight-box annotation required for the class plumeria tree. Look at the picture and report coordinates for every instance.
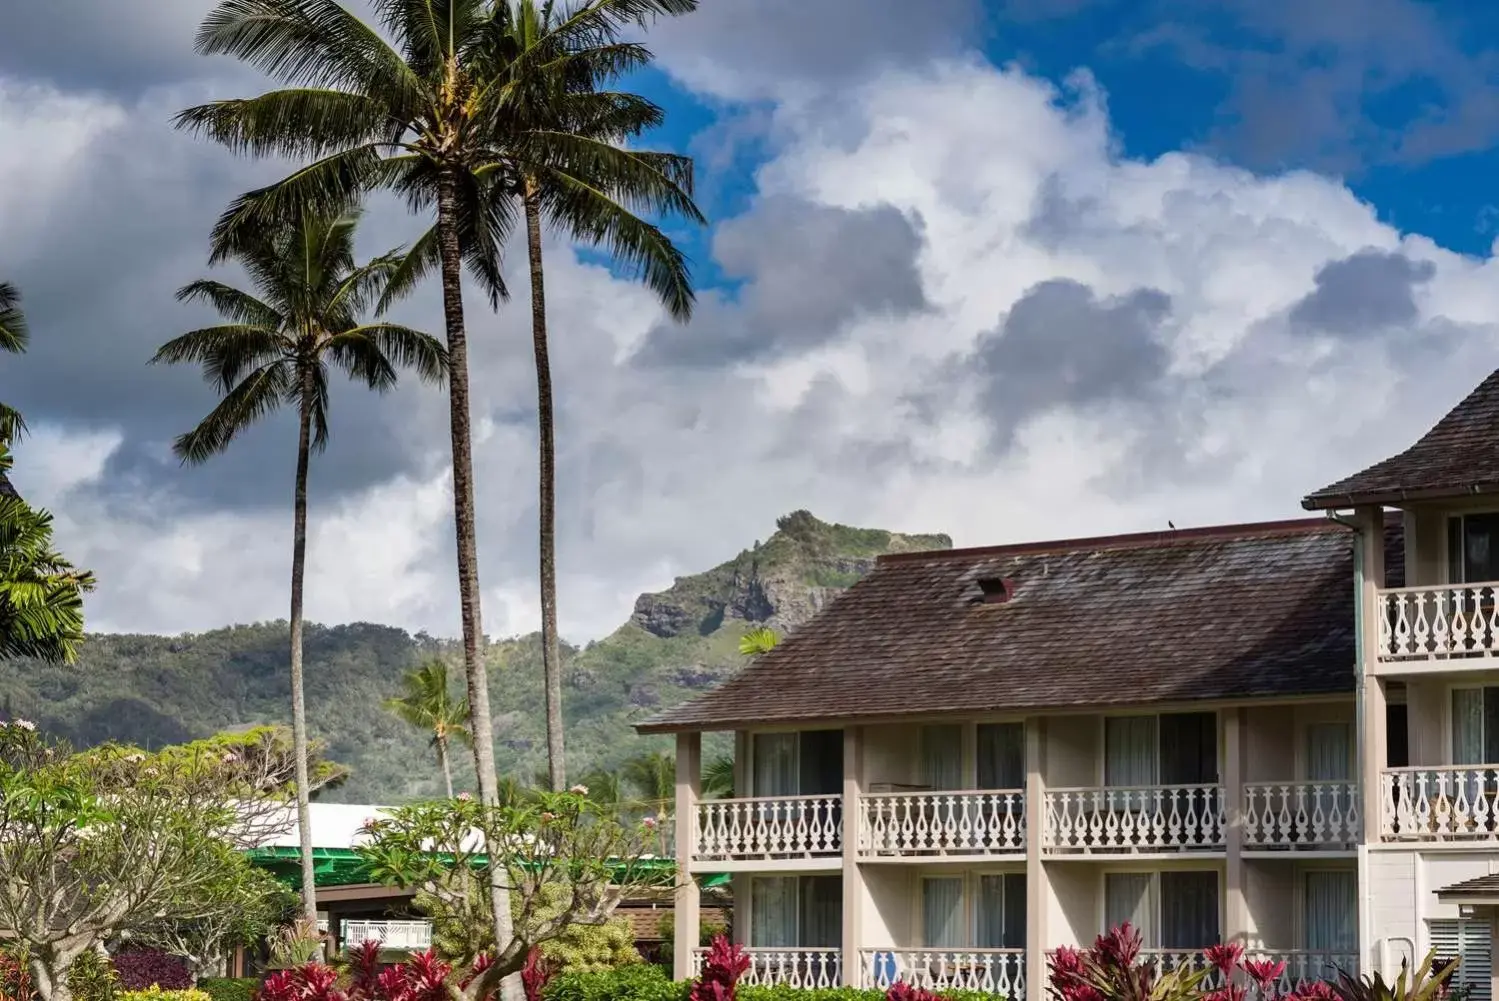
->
[357,788,669,996]
[0,723,341,1001]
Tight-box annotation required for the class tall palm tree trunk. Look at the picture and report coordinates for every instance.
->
[524,181,566,792]
[435,168,517,994]
[290,371,318,926]
[436,733,454,799]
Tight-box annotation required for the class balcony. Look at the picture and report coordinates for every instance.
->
[858,790,1025,858]
[1376,583,1499,670]
[692,948,841,988]
[340,919,432,952]
[1379,766,1499,840]
[1043,784,1224,854]
[692,795,842,867]
[860,948,1024,996]
[1143,950,1354,990]
[1242,781,1361,850]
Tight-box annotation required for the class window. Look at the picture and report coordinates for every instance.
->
[751,731,843,796]
[1451,688,1499,765]
[1448,514,1499,584]
[920,874,1026,948]
[978,723,1025,789]
[749,876,842,948]
[1303,871,1356,953]
[1306,723,1353,781]
[1105,714,1218,787]
[1105,872,1220,949]
[1430,919,1492,1001]
[921,725,964,790]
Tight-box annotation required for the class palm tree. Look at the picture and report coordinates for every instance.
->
[496,1,706,792]
[1,282,30,443]
[0,444,96,663]
[151,208,445,926]
[385,657,470,798]
[739,626,780,656]
[622,749,674,817]
[174,0,703,804]
[702,754,734,800]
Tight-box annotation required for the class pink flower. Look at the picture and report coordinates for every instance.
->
[1205,943,1244,975]
[456,792,472,802]
[642,816,658,829]
[1242,959,1286,989]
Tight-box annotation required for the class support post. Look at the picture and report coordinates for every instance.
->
[1357,505,1387,846]
[1025,717,1048,1001]
[674,731,703,982]
[1223,708,1248,947]
[842,725,866,987]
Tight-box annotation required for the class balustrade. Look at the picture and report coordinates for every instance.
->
[1242,781,1360,849]
[861,949,1024,997]
[859,790,1025,856]
[1380,767,1499,839]
[693,795,842,862]
[692,948,842,988]
[1378,584,1499,662]
[1044,784,1224,852]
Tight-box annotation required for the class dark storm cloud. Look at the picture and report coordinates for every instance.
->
[1288,248,1436,336]
[972,279,1173,448]
[0,0,216,91]
[635,197,928,368]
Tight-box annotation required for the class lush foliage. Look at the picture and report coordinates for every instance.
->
[267,918,325,970]
[0,950,33,1001]
[1326,953,1458,1001]
[1049,924,1210,1001]
[384,658,470,798]
[689,938,748,1001]
[0,444,96,663]
[359,789,664,989]
[64,954,114,1001]
[110,953,191,992]
[0,724,334,1001]
[196,981,257,1001]
[0,281,29,443]
[117,989,210,1001]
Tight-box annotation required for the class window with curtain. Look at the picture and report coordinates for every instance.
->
[976,874,1027,949]
[1105,873,1156,946]
[1452,688,1499,765]
[751,877,798,947]
[1448,514,1499,584]
[922,878,966,948]
[978,724,1025,789]
[1105,717,1159,788]
[1158,713,1217,785]
[1159,871,1219,950]
[1304,871,1356,952]
[1306,723,1353,781]
[753,733,798,797]
[921,725,964,790]
[800,876,842,947]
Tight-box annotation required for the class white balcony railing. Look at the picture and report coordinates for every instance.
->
[861,948,1024,997]
[1259,951,1359,991]
[342,920,433,951]
[1242,781,1361,849]
[859,790,1025,856]
[1044,785,1224,852]
[693,795,842,862]
[1380,766,1499,839]
[692,948,841,988]
[1378,583,1499,662]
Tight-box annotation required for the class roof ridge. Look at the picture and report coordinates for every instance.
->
[875,516,1345,565]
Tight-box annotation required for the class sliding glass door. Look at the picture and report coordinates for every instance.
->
[1104,871,1220,951]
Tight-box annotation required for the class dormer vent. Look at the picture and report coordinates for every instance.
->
[977,576,1014,604]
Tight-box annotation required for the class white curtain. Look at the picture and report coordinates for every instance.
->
[1306,723,1353,781]
[978,724,1025,789]
[1105,873,1155,946]
[921,725,964,790]
[1304,872,1356,952]
[1106,716,1159,788]
[923,878,966,948]
[753,733,798,796]
[751,877,797,947]
[976,875,1026,948]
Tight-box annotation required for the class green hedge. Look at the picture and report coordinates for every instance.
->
[542,964,1005,1001]
[197,979,258,1001]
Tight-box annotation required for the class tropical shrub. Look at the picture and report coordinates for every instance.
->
[196,980,258,1001]
[525,951,559,1001]
[112,952,192,992]
[0,950,33,1001]
[688,938,748,1001]
[66,952,117,1001]
[1328,953,1459,1001]
[118,989,210,1001]
[544,962,685,1001]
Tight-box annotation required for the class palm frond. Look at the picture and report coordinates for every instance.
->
[172,361,294,464]
[374,224,440,314]
[174,89,394,160]
[0,282,28,354]
[150,324,289,392]
[175,280,286,328]
[329,323,448,387]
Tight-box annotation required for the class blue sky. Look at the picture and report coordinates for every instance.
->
[6,0,1499,639]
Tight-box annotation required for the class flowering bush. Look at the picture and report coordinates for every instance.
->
[112,952,192,992]
[522,951,557,1001]
[1,950,34,1001]
[883,984,941,1001]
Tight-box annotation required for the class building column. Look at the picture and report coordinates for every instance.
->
[1361,675,1387,846]
[842,725,866,987]
[1223,708,1249,948]
[674,731,702,981]
[1025,717,1049,1001]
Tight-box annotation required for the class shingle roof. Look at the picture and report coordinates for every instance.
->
[638,518,1403,734]
[1304,368,1499,509]
[1437,874,1499,900]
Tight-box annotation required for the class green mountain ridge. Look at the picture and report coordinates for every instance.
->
[0,511,950,802]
